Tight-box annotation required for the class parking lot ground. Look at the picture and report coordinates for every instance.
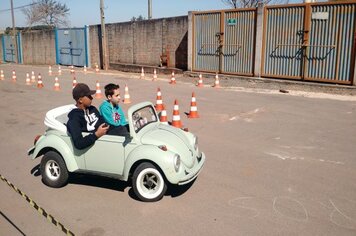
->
[0,64,356,236]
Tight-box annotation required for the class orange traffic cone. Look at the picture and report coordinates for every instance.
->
[53,77,60,91]
[155,87,164,112]
[197,74,203,87]
[140,67,145,79]
[187,92,200,118]
[48,66,52,76]
[95,63,99,73]
[12,70,16,82]
[212,73,220,88]
[58,65,62,75]
[152,68,158,81]
[72,76,78,88]
[83,65,87,74]
[95,81,102,98]
[31,71,36,83]
[160,105,168,125]
[0,70,4,80]
[37,73,44,88]
[70,65,75,74]
[169,71,176,84]
[25,73,31,85]
[171,99,182,128]
[123,84,131,104]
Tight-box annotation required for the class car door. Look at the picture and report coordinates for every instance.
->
[83,134,126,176]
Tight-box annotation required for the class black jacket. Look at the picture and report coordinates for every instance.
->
[67,106,105,150]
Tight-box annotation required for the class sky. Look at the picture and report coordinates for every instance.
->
[0,0,303,30]
[0,0,230,30]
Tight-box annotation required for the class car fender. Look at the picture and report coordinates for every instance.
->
[31,134,79,172]
[123,145,176,183]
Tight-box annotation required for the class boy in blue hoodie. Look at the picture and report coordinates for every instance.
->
[99,83,129,136]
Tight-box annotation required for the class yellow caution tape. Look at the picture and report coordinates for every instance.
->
[0,173,75,236]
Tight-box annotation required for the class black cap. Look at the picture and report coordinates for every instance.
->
[72,83,96,100]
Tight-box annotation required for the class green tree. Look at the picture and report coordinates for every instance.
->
[22,0,70,28]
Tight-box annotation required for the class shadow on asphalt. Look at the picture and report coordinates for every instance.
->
[68,173,128,192]
[168,178,196,198]
[30,165,128,192]
[128,178,197,202]
[30,164,197,201]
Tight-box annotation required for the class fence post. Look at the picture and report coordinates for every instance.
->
[55,28,59,65]
[84,25,91,68]
[254,3,264,78]
[187,11,193,71]
[1,36,5,63]
[17,32,23,64]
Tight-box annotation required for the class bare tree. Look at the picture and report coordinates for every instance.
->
[131,15,146,22]
[22,0,69,28]
[222,0,288,8]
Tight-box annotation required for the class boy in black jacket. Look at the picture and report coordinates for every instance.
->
[67,83,109,149]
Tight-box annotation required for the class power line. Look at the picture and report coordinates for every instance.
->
[0,3,38,13]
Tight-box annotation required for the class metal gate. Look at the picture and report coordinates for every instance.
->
[55,26,89,67]
[262,2,356,84]
[1,33,22,63]
[192,9,257,75]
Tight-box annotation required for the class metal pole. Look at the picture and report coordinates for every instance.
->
[100,0,108,70]
[148,0,152,20]
[10,0,18,63]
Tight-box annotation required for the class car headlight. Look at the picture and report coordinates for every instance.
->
[173,154,180,172]
[194,136,198,151]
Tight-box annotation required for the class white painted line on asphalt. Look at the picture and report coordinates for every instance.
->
[265,152,344,165]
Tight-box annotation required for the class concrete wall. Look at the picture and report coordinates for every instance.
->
[89,25,101,68]
[1,15,189,69]
[91,16,188,70]
[21,30,56,65]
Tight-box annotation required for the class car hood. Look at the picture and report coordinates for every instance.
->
[140,124,195,168]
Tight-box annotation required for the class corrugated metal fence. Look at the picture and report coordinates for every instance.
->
[262,2,356,84]
[192,9,256,76]
[192,1,356,85]
[1,33,22,63]
[55,27,89,67]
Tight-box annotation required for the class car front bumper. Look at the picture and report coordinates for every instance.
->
[177,152,206,185]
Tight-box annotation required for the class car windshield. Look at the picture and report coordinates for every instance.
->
[132,105,158,133]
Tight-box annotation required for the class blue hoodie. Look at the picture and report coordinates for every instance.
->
[99,100,128,127]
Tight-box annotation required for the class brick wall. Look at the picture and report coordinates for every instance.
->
[91,16,188,70]
[2,16,188,69]
[165,17,188,70]
[21,30,56,65]
[88,25,101,69]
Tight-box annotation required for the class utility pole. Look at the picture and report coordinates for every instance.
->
[100,0,108,70]
[10,0,18,63]
[148,0,152,20]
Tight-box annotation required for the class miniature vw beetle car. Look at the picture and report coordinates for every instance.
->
[28,102,205,202]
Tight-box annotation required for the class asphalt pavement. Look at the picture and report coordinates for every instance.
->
[0,63,355,236]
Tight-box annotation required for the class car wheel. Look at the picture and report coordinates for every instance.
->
[40,151,69,188]
[132,162,167,202]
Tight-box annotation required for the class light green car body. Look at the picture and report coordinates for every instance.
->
[28,102,205,186]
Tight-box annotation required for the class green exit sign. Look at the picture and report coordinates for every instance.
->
[227,18,237,26]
